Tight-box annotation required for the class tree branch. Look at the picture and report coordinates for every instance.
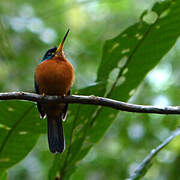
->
[127,128,180,180]
[0,91,180,114]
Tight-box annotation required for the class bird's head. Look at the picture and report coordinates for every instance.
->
[41,29,70,62]
[41,46,57,62]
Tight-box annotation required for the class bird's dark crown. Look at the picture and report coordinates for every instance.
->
[41,46,57,62]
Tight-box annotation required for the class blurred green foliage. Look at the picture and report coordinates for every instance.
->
[0,0,180,180]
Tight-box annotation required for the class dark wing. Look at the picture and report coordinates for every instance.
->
[61,90,70,120]
[34,80,46,118]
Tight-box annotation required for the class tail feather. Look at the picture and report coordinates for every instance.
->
[47,116,65,153]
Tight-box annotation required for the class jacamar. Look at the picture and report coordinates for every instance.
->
[34,29,74,153]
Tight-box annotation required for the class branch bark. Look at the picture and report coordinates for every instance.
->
[127,128,180,180]
[0,91,180,114]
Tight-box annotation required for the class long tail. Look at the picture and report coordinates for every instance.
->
[47,116,65,153]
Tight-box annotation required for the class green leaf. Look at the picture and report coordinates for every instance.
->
[0,171,8,180]
[49,0,180,179]
[0,101,46,172]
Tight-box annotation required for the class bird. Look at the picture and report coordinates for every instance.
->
[34,29,74,153]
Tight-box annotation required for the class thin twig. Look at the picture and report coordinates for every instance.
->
[0,92,180,114]
[127,128,180,180]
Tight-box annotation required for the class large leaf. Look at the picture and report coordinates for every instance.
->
[0,171,7,180]
[49,0,180,179]
[0,101,46,174]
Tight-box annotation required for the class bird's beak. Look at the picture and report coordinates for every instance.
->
[56,29,70,56]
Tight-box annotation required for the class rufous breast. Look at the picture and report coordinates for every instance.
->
[35,57,74,96]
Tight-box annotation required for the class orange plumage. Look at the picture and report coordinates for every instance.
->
[34,30,74,153]
[35,56,74,96]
